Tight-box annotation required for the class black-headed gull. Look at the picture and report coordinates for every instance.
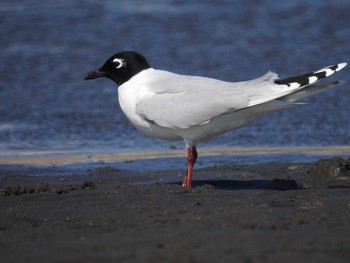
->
[85,51,346,187]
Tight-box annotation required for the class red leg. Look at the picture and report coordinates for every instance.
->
[182,146,198,188]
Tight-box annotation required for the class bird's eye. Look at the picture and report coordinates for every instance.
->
[112,58,125,69]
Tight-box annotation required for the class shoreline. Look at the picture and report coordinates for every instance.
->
[1,145,350,166]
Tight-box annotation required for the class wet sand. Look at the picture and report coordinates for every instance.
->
[0,157,350,263]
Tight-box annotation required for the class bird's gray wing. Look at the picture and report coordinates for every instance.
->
[135,70,282,129]
[136,62,347,129]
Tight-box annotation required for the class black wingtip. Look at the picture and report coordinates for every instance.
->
[274,62,347,88]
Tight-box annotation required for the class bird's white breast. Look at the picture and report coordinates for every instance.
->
[117,69,155,129]
[117,68,186,141]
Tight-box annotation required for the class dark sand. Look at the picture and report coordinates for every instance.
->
[1,157,350,263]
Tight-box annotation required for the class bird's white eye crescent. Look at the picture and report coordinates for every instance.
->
[112,58,125,69]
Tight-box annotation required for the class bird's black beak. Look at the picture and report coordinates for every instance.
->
[85,68,107,80]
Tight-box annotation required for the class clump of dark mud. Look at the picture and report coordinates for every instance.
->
[0,181,95,196]
[303,157,350,188]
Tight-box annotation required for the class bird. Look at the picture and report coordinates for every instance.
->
[85,51,346,187]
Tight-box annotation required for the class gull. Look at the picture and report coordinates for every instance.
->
[85,51,346,187]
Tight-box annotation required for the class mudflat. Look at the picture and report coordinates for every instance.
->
[0,157,349,263]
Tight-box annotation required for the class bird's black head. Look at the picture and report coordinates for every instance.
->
[85,51,151,86]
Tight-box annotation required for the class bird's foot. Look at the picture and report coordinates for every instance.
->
[182,175,192,188]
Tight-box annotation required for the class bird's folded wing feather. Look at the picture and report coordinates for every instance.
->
[136,70,293,129]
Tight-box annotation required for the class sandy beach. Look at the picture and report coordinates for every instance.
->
[0,156,349,263]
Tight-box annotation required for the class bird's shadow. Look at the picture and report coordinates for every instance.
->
[171,178,302,191]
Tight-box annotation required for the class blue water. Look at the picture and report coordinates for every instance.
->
[1,0,350,155]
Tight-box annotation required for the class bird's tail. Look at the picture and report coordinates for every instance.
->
[278,80,345,102]
[274,62,347,88]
